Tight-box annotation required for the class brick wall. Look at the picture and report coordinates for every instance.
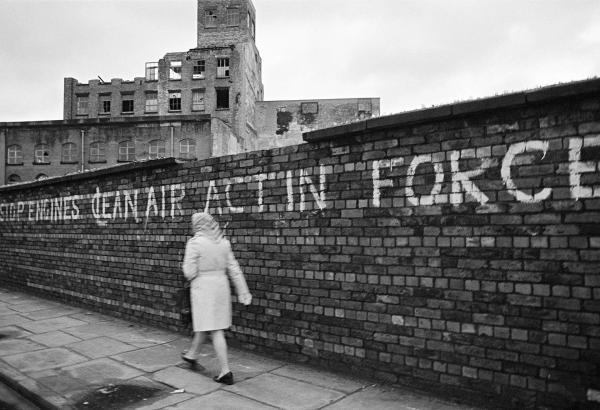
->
[1,79,600,409]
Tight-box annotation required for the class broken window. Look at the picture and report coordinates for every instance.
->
[217,58,230,78]
[121,95,134,114]
[205,9,217,27]
[148,140,166,159]
[89,142,106,163]
[7,145,23,164]
[61,143,77,163]
[179,139,196,160]
[145,92,158,113]
[301,102,319,115]
[34,144,50,164]
[216,88,229,109]
[226,8,239,26]
[99,94,111,114]
[76,95,89,115]
[145,62,158,81]
[169,91,182,111]
[169,61,182,80]
[193,60,205,79]
[118,140,135,162]
[7,174,21,184]
[192,89,205,111]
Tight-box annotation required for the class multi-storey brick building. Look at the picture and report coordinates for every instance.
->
[2,0,379,185]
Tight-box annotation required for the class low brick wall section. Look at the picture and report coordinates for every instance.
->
[1,79,600,409]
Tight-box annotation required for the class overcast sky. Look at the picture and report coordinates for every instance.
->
[0,0,599,122]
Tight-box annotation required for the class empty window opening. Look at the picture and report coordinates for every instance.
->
[216,88,229,109]
[7,145,23,164]
[7,174,21,184]
[148,140,166,159]
[145,92,158,113]
[76,95,89,116]
[89,142,106,163]
[193,60,205,79]
[169,91,182,111]
[122,95,134,113]
[99,95,111,114]
[205,10,217,27]
[192,89,205,111]
[169,61,182,80]
[217,58,230,78]
[145,62,158,81]
[179,139,196,160]
[34,144,50,164]
[118,140,135,162]
[62,143,77,163]
[226,8,239,26]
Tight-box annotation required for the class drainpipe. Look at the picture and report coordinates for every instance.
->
[170,126,174,157]
[80,130,85,172]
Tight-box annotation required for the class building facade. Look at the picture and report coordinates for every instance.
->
[3,0,379,185]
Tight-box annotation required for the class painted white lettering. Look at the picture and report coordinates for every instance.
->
[450,150,495,205]
[112,191,123,219]
[225,177,244,213]
[569,137,599,200]
[170,184,185,219]
[406,154,444,206]
[372,158,403,207]
[123,189,139,222]
[502,141,552,203]
[286,171,294,211]
[145,186,159,220]
[253,173,266,212]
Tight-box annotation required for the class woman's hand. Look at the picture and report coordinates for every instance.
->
[239,293,252,306]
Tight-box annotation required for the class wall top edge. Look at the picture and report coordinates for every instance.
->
[0,158,180,193]
[303,77,600,143]
[0,115,212,129]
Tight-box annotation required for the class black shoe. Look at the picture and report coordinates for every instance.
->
[213,372,234,385]
[181,353,197,365]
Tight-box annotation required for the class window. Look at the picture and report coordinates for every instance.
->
[205,9,217,27]
[122,94,134,114]
[217,58,230,78]
[169,91,182,111]
[301,101,319,114]
[99,94,111,115]
[216,88,229,109]
[7,174,21,184]
[145,92,158,113]
[76,95,89,115]
[34,144,50,164]
[7,145,23,164]
[148,140,166,159]
[61,143,77,163]
[35,174,48,181]
[89,142,106,163]
[179,139,196,160]
[145,62,158,81]
[193,60,205,79]
[169,61,182,80]
[226,8,239,26]
[118,140,135,162]
[192,89,205,111]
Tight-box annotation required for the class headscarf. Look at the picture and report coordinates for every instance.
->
[191,212,224,242]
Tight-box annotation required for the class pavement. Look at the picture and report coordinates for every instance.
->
[0,287,488,410]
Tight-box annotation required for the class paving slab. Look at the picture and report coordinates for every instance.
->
[34,368,90,395]
[17,316,88,334]
[28,330,82,347]
[322,385,481,410]
[68,336,138,359]
[272,364,366,393]
[0,325,34,339]
[132,391,195,410]
[3,347,88,372]
[153,366,220,395]
[0,339,46,355]
[166,389,278,410]
[225,373,344,410]
[114,342,186,373]
[0,314,31,327]
[8,301,60,313]
[23,306,82,321]
[62,357,144,386]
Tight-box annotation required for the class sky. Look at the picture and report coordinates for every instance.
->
[0,0,599,122]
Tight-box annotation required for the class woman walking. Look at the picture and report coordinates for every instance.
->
[181,212,252,385]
